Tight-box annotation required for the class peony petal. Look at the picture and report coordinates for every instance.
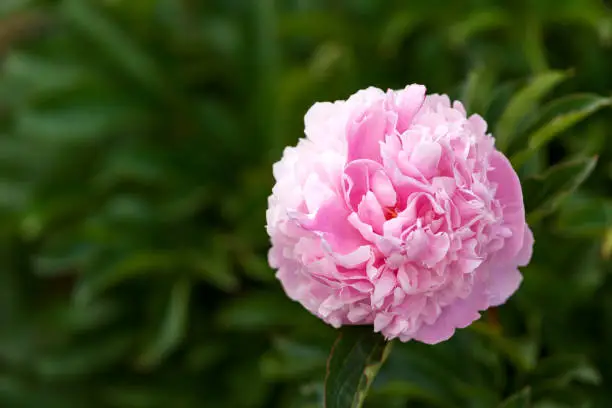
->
[384,317,410,338]
[327,245,372,268]
[424,232,451,266]
[516,227,534,267]
[348,212,379,243]
[357,191,386,234]
[347,305,371,322]
[397,264,418,293]
[347,104,389,163]
[488,151,527,261]
[303,173,335,213]
[487,263,523,306]
[432,176,457,197]
[392,287,406,306]
[318,294,345,317]
[343,159,385,211]
[366,257,382,281]
[299,199,365,254]
[404,229,429,259]
[374,313,394,332]
[372,270,397,307]
[395,84,427,133]
[304,101,349,149]
[410,140,442,178]
[371,170,397,208]
[413,278,487,344]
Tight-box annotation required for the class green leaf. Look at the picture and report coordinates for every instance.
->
[0,53,91,104]
[469,322,539,372]
[369,340,469,406]
[0,0,31,16]
[495,70,570,152]
[324,326,392,408]
[556,195,612,236]
[260,337,328,380]
[188,241,240,292]
[484,80,521,126]
[523,156,598,223]
[74,249,239,303]
[184,342,228,372]
[498,388,531,408]
[74,252,177,303]
[522,17,548,73]
[283,381,325,408]
[14,58,72,89]
[59,0,167,96]
[368,381,451,407]
[137,278,191,368]
[0,180,31,212]
[215,291,311,331]
[53,300,120,333]
[448,9,510,47]
[92,149,167,190]
[531,355,601,388]
[532,402,570,408]
[511,94,611,168]
[379,12,418,57]
[15,104,141,143]
[251,0,281,157]
[35,333,135,378]
[461,65,496,115]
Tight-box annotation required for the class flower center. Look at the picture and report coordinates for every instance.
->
[383,207,398,220]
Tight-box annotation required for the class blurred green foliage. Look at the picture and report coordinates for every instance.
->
[0,0,611,407]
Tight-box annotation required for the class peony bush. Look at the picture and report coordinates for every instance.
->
[2,1,611,408]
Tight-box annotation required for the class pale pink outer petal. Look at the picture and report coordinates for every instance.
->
[347,105,391,163]
[517,227,535,267]
[488,151,526,262]
[487,264,523,307]
[487,226,534,306]
[411,284,487,344]
[395,84,427,133]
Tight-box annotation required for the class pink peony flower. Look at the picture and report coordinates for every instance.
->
[266,85,534,343]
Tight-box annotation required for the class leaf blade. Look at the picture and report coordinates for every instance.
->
[137,278,192,368]
[511,94,611,168]
[523,156,598,223]
[495,70,570,152]
[324,327,391,408]
[555,195,612,236]
[498,387,531,408]
[60,0,167,96]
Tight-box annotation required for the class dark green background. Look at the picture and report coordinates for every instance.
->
[1,1,611,407]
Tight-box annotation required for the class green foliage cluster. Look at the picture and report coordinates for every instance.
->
[0,0,611,407]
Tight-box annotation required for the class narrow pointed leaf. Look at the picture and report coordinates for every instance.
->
[523,156,598,223]
[511,94,611,167]
[379,12,417,57]
[138,278,191,368]
[461,65,496,115]
[495,70,569,152]
[60,0,166,96]
[556,196,612,236]
[530,355,601,388]
[324,326,392,408]
[448,10,510,47]
[498,387,531,408]
[522,17,547,73]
